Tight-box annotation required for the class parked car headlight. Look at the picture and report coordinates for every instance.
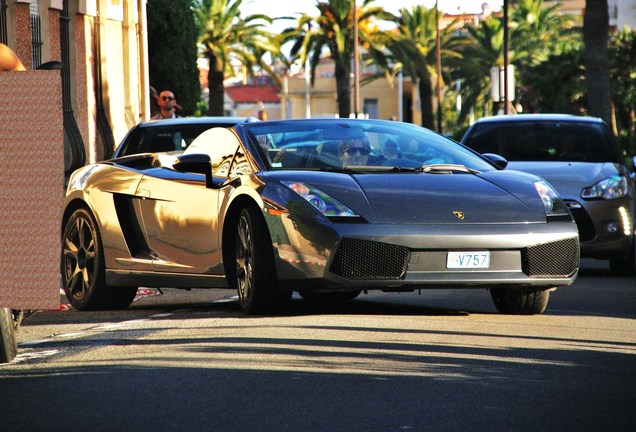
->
[581,176,628,200]
[282,181,359,217]
[535,181,569,217]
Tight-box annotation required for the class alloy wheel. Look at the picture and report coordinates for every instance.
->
[62,214,96,303]
[236,213,254,307]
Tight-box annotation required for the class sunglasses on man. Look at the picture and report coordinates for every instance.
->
[343,147,370,156]
[161,96,175,101]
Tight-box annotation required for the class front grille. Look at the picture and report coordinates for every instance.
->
[522,237,579,278]
[330,239,410,280]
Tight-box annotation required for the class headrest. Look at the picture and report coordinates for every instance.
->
[184,127,239,158]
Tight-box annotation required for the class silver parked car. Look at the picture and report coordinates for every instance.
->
[462,114,635,274]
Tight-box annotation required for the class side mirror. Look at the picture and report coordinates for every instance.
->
[482,153,508,169]
[172,153,241,189]
[173,153,214,188]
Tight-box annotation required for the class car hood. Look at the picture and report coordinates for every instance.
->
[506,161,621,200]
[267,171,547,224]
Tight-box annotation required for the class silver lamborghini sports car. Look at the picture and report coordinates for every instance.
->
[61,119,580,315]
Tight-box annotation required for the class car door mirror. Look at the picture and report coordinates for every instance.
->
[173,153,214,188]
[482,153,508,169]
[173,153,242,189]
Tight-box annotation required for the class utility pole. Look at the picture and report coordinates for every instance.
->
[353,0,360,117]
[305,23,312,118]
[305,57,311,118]
[435,1,442,133]
[503,0,510,114]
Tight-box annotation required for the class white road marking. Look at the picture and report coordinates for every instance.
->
[12,313,175,365]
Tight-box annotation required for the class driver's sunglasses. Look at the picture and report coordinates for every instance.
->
[344,147,370,156]
[161,96,175,101]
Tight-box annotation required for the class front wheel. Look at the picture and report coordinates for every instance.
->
[490,288,551,315]
[61,208,137,310]
[0,308,18,363]
[235,206,291,314]
[609,240,636,276]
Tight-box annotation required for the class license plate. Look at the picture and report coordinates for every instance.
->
[446,252,490,269]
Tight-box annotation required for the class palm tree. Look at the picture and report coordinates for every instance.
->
[520,45,586,114]
[193,0,280,116]
[583,0,611,124]
[510,1,582,114]
[454,0,574,123]
[286,0,393,118]
[454,16,506,122]
[387,6,466,129]
[609,28,636,154]
[511,0,576,66]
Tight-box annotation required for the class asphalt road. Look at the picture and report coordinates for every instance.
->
[0,259,634,431]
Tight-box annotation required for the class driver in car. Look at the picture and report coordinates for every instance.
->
[338,136,371,166]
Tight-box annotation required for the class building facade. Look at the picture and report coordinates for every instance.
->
[0,0,149,177]
[281,55,418,123]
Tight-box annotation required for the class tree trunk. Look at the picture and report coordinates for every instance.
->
[207,53,225,116]
[418,72,435,130]
[334,57,351,118]
[584,0,611,124]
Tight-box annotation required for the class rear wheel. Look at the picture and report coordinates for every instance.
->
[490,288,551,315]
[0,308,18,363]
[235,206,291,314]
[61,208,137,310]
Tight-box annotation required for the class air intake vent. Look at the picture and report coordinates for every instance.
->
[522,237,579,277]
[115,154,157,170]
[330,239,410,280]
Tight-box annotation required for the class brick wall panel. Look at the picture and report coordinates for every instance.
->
[0,70,64,309]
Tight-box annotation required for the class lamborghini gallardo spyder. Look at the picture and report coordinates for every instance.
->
[61,119,579,315]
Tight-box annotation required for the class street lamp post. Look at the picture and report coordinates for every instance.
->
[435,1,442,133]
[353,0,360,117]
[503,0,510,114]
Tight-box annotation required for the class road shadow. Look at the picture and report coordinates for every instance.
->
[2,328,635,431]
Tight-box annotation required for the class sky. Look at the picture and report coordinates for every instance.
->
[241,0,504,31]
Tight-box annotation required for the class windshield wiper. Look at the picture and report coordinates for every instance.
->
[420,164,480,174]
[314,166,363,174]
[385,166,419,172]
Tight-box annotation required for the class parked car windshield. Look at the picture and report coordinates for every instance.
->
[243,119,496,173]
[462,120,619,163]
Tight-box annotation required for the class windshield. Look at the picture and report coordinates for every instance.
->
[462,120,619,163]
[243,119,496,173]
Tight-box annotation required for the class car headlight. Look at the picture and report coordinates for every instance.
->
[581,176,628,200]
[282,181,359,217]
[534,181,569,217]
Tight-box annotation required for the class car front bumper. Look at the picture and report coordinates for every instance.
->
[270,220,580,292]
[565,197,634,259]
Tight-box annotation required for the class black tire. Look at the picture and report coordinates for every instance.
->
[490,288,551,315]
[0,308,18,363]
[61,208,137,311]
[299,290,362,302]
[609,241,636,276]
[235,206,290,314]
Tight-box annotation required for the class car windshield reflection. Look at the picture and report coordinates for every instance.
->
[243,119,495,173]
